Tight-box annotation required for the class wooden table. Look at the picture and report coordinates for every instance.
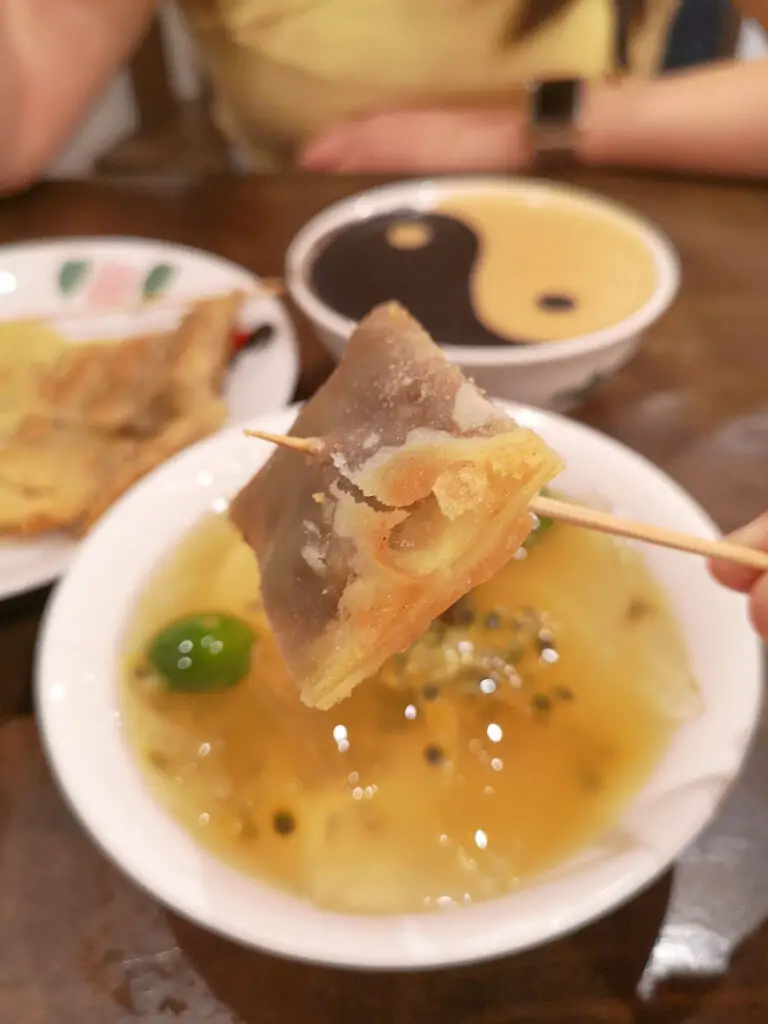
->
[1,171,767,1024]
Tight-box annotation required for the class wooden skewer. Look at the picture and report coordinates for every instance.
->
[243,429,326,456]
[244,429,768,573]
[531,494,768,572]
[0,279,285,327]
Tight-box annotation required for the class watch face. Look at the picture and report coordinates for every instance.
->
[530,79,581,129]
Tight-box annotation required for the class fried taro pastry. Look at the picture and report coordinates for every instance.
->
[230,303,563,710]
[0,292,240,536]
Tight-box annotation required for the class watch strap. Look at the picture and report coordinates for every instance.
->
[526,78,584,156]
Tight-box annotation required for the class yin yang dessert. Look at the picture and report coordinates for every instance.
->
[309,190,659,346]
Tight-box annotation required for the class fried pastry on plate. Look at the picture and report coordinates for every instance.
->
[0,415,131,535]
[0,292,241,536]
[36,332,178,434]
[230,302,563,710]
[35,290,239,432]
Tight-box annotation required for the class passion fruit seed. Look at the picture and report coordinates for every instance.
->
[273,810,296,836]
[553,685,574,702]
[424,744,445,765]
[627,597,653,621]
[531,694,552,715]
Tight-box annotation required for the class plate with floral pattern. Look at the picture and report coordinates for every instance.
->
[0,236,299,601]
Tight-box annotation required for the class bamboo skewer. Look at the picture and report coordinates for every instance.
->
[244,429,325,456]
[530,494,768,572]
[244,429,768,573]
[1,279,285,327]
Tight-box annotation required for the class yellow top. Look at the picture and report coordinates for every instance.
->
[178,0,680,170]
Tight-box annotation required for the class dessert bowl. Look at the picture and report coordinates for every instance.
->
[36,402,761,969]
[286,177,679,411]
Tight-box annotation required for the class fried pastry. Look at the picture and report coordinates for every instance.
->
[230,302,563,709]
[36,332,177,434]
[0,416,126,534]
[0,292,241,536]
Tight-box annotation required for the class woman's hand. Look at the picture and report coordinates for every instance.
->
[300,61,768,180]
[299,107,531,174]
[709,512,768,641]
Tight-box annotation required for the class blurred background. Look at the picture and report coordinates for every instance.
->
[47,0,768,184]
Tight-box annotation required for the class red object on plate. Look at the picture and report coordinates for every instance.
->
[230,329,250,354]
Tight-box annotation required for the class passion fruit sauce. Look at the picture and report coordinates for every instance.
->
[122,513,692,915]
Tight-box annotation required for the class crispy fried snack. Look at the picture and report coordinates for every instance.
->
[230,302,563,709]
[0,292,241,536]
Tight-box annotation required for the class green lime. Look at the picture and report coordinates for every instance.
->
[146,613,255,693]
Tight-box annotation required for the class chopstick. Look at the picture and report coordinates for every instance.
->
[244,429,768,573]
[0,279,285,326]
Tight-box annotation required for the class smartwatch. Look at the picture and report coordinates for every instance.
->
[526,78,584,158]
[525,1,633,162]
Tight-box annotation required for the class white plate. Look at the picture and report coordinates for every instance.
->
[0,237,299,601]
[36,402,763,970]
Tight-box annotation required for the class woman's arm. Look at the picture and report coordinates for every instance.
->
[300,58,768,178]
[579,58,768,177]
[0,0,155,193]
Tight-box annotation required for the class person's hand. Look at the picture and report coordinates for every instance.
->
[299,107,531,174]
[709,512,768,641]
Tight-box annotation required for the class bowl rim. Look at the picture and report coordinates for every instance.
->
[285,176,681,367]
[35,402,762,970]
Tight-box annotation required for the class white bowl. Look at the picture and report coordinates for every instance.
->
[36,402,761,970]
[286,177,680,411]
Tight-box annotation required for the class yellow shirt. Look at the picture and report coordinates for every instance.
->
[177,0,680,170]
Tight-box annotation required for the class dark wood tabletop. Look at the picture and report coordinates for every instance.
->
[0,170,767,1024]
